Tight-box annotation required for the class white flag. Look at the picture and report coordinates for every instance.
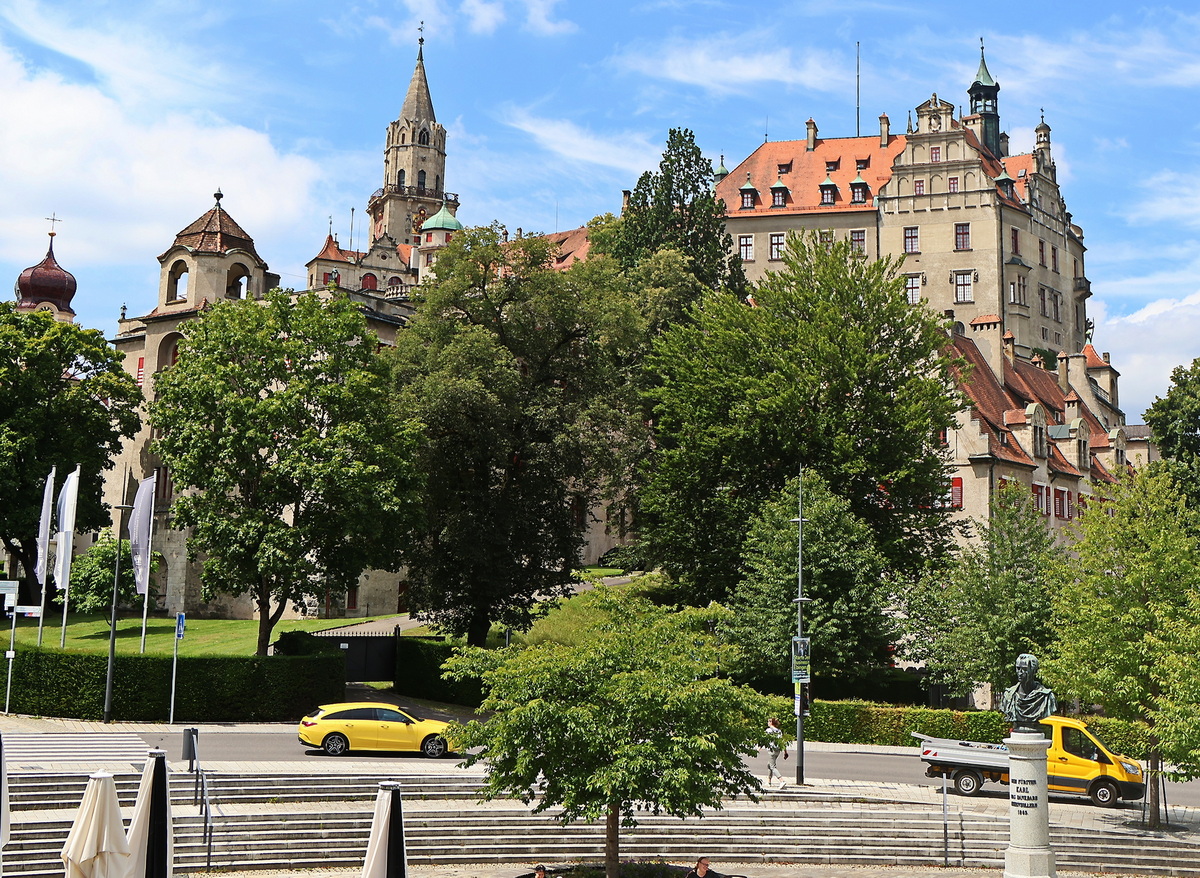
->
[34,467,56,587]
[53,466,81,592]
[129,475,156,596]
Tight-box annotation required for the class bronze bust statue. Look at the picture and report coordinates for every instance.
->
[999,653,1057,731]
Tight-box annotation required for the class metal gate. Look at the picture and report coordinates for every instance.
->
[313,630,397,682]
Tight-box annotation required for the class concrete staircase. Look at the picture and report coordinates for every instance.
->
[8,772,1200,877]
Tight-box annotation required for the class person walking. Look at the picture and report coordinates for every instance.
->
[765,717,788,788]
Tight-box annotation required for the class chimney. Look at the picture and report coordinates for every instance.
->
[999,132,1010,157]
[806,118,818,152]
[1003,330,1015,360]
[879,113,890,148]
[1057,351,1070,392]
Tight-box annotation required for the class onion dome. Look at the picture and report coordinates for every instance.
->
[419,202,464,233]
[15,232,77,315]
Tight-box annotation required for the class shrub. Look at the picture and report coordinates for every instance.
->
[805,699,1008,746]
[394,636,482,706]
[10,648,343,721]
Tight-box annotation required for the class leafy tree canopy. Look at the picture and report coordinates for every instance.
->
[725,471,892,687]
[639,232,964,603]
[1145,357,1200,510]
[444,586,786,878]
[387,225,646,645]
[67,535,164,614]
[1047,466,1200,826]
[0,304,141,596]
[901,482,1062,701]
[601,128,746,297]
[149,290,422,655]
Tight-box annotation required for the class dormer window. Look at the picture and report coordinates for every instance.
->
[856,158,869,170]
[777,162,792,174]
[770,176,789,207]
[820,175,837,205]
[850,173,869,204]
[739,173,757,209]
[825,160,839,173]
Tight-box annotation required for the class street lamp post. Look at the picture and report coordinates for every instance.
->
[791,467,812,786]
[103,503,133,723]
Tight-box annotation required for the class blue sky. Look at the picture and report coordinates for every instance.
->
[2,0,1199,421]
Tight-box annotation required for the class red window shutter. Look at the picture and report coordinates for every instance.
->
[1053,489,1062,518]
[136,357,145,386]
[951,477,963,509]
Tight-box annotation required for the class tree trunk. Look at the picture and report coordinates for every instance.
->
[605,801,620,878]
[1147,750,1162,830]
[466,609,491,647]
[256,582,286,656]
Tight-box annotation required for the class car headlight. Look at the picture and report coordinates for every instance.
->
[1121,761,1140,775]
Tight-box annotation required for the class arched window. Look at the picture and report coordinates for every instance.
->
[158,333,183,371]
[418,128,430,146]
[361,273,378,290]
[398,169,405,189]
[167,260,189,302]
[226,263,250,299]
[388,276,402,287]
[400,132,405,144]
[417,170,426,189]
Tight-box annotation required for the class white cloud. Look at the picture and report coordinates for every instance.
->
[612,34,851,95]
[461,0,506,34]
[0,0,237,113]
[1127,171,1200,229]
[520,0,576,35]
[502,107,662,175]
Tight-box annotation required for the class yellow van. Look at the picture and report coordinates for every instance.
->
[914,715,1144,806]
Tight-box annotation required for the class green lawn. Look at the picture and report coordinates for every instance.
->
[9,613,395,656]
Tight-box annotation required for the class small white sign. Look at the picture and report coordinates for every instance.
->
[4,650,14,659]
[3,595,13,609]
[0,581,18,595]
[15,605,41,616]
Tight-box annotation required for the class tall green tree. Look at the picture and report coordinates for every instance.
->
[444,587,786,878]
[901,482,1062,701]
[388,225,645,645]
[725,471,891,687]
[0,304,141,599]
[1047,467,1200,827]
[640,233,964,603]
[605,128,745,297]
[1145,357,1200,508]
[149,290,422,655]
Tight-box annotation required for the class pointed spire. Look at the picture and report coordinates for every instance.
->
[973,38,996,88]
[401,40,436,124]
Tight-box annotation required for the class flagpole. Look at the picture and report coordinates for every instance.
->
[139,478,157,654]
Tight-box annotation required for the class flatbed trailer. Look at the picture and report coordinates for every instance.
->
[911,716,1145,807]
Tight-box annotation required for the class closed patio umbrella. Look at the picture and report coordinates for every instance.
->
[1,732,10,874]
[124,750,172,878]
[62,771,131,878]
[360,781,407,878]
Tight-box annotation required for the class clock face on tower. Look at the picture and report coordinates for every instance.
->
[413,208,427,233]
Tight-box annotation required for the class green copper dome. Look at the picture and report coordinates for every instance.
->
[421,202,463,232]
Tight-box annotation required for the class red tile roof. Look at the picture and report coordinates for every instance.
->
[716,134,907,216]
[169,201,260,258]
[310,234,365,265]
[1082,343,1110,370]
[545,225,592,270]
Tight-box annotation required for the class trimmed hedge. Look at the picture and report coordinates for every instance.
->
[806,699,1009,746]
[9,648,344,722]
[394,636,482,706]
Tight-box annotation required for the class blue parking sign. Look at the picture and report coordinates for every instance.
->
[175,613,186,640]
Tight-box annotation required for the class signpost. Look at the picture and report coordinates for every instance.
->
[1,581,20,713]
[170,613,185,724]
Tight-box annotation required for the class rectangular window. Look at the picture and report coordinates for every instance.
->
[1052,246,1059,273]
[903,226,919,254]
[1016,275,1028,305]
[954,272,973,303]
[739,235,754,261]
[820,187,835,205]
[819,230,834,247]
[346,586,359,611]
[905,275,921,305]
[948,176,959,193]
[772,189,786,207]
[1039,240,1046,266]
[930,146,942,162]
[136,357,145,386]
[1054,488,1065,519]
[851,184,867,204]
[1039,286,1048,317]
[955,223,971,250]
[1011,228,1020,254]
[741,191,755,209]
[850,229,866,255]
[769,233,785,260]
[1052,291,1061,322]
[913,179,925,196]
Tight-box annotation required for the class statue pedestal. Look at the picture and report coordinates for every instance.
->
[1004,730,1056,878]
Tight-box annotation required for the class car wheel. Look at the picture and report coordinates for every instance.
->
[323,733,350,756]
[421,734,448,758]
[1090,779,1119,807]
[953,769,983,796]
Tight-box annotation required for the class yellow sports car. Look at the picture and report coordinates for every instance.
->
[298,702,452,757]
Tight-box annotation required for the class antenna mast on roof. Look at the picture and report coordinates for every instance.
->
[856,41,861,137]
[764,115,769,143]
[349,207,355,256]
